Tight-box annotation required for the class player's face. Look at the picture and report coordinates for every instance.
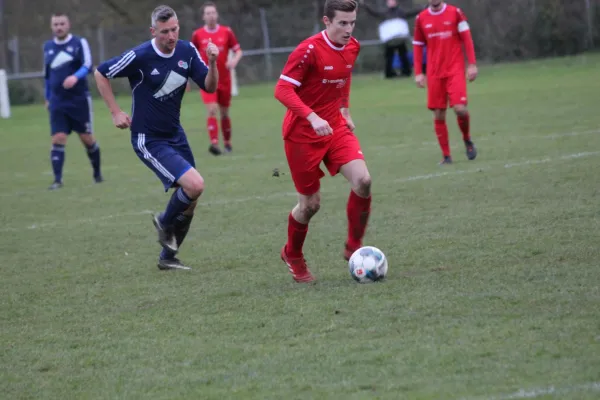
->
[323,10,357,46]
[429,0,444,8]
[386,0,397,8]
[151,17,180,53]
[51,15,70,39]
[203,6,218,27]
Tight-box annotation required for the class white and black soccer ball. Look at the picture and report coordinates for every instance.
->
[348,246,388,283]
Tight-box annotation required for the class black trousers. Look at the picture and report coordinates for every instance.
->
[384,39,411,78]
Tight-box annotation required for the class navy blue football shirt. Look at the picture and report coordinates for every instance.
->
[96,39,209,137]
[44,34,92,109]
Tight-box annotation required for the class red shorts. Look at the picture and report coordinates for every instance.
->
[427,73,467,110]
[284,128,364,195]
[200,84,232,107]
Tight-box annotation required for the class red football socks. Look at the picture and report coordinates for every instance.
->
[434,119,451,157]
[286,213,308,258]
[207,117,219,145]
[457,113,471,142]
[347,190,371,250]
[221,116,232,145]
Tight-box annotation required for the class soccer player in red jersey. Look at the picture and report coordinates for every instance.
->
[412,0,478,164]
[191,2,242,155]
[274,0,372,283]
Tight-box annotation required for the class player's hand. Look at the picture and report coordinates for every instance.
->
[341,110,355,131]
[44,100,49,110]
[62,75,78,89]
[415,74,426,88]
[344,116,356,132]
[206,39,219,63]
[467,64,478,82]
[111,110,131,129]
[307,112,333,136]
[225,60,237,70]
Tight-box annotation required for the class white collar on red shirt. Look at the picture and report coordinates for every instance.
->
[53,34,73,45]
[428,3,447,15]
[321,30,345,51]
[204,24,220,33]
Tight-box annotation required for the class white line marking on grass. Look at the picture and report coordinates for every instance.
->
[4,150,598,232]
[465,381,600,400]
[394,151,600,183]
[3,128,600,192]
[0,210,153,233]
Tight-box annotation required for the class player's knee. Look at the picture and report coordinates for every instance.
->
[51,133,68,145]
[303,202,320,218]
[454,105,468,116]
[79,133,95,147]
[219,107,229,118]
[355,174,372,197]
[299,195,321,218]
[434,109,446,120]
[183,176,204,199]
[207,105,218,117]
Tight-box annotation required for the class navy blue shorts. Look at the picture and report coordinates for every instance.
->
[132,132,196,191]
[49,96,93,135]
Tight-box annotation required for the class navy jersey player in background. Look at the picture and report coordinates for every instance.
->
[44,12,102,190]
[94,5,219,270]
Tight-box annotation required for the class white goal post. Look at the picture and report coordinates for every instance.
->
[0,69,10,118]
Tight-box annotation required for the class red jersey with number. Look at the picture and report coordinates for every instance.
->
[276,31,360,143]
[413,4,471,78]
[191,24,240,87]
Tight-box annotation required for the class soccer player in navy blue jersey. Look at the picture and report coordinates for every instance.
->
[44,12,102,190]
[94,5,219,270]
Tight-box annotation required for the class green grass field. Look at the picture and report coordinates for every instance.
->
[1,54,600,399]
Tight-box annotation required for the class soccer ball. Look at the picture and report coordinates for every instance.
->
[348,246,388,283]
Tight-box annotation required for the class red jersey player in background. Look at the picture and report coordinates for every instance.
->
[274,0,372,283]
[413,0,478,164]
[191,2,243,155]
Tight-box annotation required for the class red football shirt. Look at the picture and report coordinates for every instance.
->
[277,31,360,143]
[191,24,241,87]
[413,3,471,78]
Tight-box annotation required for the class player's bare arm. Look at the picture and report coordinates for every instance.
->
[204,39,219,93]
[94,69,131,129]
[226,48,243,70]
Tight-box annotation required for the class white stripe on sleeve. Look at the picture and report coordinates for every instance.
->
[80,38,92,68]
[279,74,301,87]
[458,21,470,32]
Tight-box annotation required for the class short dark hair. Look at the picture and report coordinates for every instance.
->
[324,0,358,21]
[151,5,177,27]
[51,12,68,18]
[202,1,217,11]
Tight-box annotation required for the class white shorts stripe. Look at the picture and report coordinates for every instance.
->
[279,74,301,87]
[137,133,175,181]
[86,95,93,133]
